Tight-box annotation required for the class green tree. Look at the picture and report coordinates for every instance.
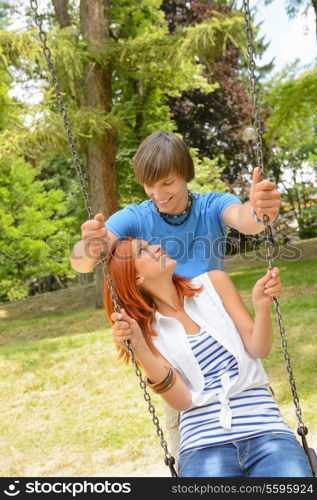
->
[0,156,77,301]
[0,0,248,305]
[264,63,317,239]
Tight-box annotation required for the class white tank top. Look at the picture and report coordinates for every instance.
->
[152,271,270,429]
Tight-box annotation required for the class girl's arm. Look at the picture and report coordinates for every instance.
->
[110,309,192,412]
[134,341,192,411]
[208,268,282,358]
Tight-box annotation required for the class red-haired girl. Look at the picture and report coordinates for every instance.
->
[104,237,312,478]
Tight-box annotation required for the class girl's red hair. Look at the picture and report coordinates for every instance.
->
[103,237,203,363]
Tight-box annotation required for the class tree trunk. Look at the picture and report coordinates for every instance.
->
[52,0,71,28]
[79,273,94,285]
[79,0,119,309]
[52,0,118,309]
[52,0,88,111]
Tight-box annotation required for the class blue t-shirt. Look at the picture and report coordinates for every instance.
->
[105,191,242,279]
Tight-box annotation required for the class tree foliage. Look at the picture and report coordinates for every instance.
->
[0,0,248,300]
[0,156,77,301]
[161,0,272,188]
[1,0,316,303]
[264,63,317,239]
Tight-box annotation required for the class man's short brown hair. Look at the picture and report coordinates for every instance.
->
[133,131,195,186]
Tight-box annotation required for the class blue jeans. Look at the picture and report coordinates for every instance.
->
[178,433,313,477]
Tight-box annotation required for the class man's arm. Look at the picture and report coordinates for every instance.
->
[70,230,119,273]
[223,201,264,235]
[70,239,98,273]
[223,167,281,235]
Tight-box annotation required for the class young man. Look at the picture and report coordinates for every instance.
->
[70,130,281,461]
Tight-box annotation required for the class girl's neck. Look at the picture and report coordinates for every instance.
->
[150,282,184,316]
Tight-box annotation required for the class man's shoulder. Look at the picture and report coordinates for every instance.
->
[193,191,238,205]
[110,199,152,217]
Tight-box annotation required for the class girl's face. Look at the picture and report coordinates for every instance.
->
[143,172,188,213]
[131,239,176,284]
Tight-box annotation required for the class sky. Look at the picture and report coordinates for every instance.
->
[250,0,316,73]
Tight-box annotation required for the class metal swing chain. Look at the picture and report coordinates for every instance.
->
[102,266,177,476]
[29,0,177,477]
[30,0,93,220]
[242,0,316,473]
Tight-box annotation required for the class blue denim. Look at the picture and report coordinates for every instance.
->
[178,433,313,477]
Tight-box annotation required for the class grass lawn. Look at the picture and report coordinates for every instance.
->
[0,256,316,477]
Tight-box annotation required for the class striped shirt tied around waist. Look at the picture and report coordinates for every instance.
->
[178,329,294,456]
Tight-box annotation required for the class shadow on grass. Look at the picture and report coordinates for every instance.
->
[0,308,110,348]
[1,258,316,351]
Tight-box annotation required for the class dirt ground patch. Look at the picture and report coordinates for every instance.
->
[0,283,97,322]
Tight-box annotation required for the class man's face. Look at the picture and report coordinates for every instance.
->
[143,172,188,213]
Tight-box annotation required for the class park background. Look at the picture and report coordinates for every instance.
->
[0,0,316,476]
